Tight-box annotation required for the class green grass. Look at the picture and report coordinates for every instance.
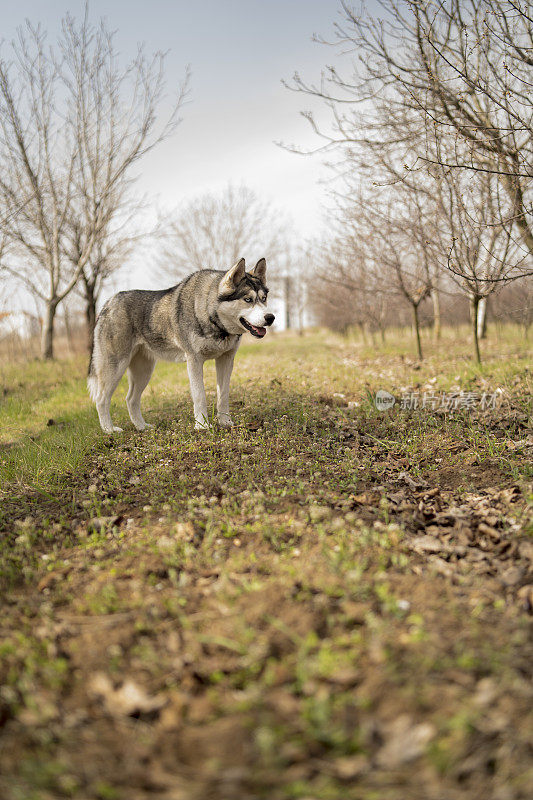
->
[1,324,530,491]
[0,325,532,800]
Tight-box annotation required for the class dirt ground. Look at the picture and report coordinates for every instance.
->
[1,331,532,799]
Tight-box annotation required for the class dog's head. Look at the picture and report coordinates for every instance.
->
[217,258,275,338]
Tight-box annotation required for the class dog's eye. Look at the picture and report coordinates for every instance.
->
[244,297,253,303]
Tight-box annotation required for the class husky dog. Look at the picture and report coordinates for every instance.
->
[88,258,274,433]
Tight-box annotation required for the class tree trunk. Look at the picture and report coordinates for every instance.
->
[501,171,533,257]
[470,296,482,363]
[477,297,488,340]
[380,326,386,344]
[412,302,423,360]
[64,305,75,356]
[41,300,58,360]
[297,291,304,335]
[85,284,97,355]
[431,288,441,341]
[284,276,291,330]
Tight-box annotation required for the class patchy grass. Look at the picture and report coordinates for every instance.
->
[0,326,532,800]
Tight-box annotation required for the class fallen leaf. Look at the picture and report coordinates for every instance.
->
[174,521,195,540]
[473,678,498,707]
[88,515,123,533]
[398,472,429,491]
[377,715,435,768]
[37,571,67,592]
[500,566,525,587]
[88,672,166,717]
[325,667,360,687]
[408,536,465,556]
[517,584,533,612]
[518,541,533,562]
[477,522,500,542]
[332,754,369,779]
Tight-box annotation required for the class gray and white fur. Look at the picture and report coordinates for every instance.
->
[88,258,274,433]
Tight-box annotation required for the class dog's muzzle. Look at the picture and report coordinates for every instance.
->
[239,317,267,338]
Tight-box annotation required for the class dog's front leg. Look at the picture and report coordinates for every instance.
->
[186,355,209,430]
[215,349,235,428]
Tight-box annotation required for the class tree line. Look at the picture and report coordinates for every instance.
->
[0,5,294,359]
[0,7,188,359]
[1,1,532,363]
[286,0,533,361]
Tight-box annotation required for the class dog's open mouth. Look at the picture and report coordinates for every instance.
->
[240,317,266,338]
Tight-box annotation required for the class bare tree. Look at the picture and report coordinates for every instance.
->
[397,0,533,257]
[434,167,518,361]
[69,200,150,352]
[284,0,533,350]
[286,245,313,334]
[158,184,289,281]
[0,24,81,359]
[321,166,438,357]
[492,277,533,339]
[364,197,433,358]
[0,8,188,358]
[310,244,366,334]
[61,9,187,354]
[311,232,392,341]
[286,1,533,266]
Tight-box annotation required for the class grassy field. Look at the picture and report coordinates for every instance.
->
[0,326,532,800]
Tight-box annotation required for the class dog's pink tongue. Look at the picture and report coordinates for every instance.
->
[254,326,266,337]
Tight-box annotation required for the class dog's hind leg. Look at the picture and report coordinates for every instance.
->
[95,358,129,434]
[126,348,156,431]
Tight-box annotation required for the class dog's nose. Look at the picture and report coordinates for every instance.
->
[264,313,275,326]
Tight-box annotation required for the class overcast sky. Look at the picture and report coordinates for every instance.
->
[2,0,363,247]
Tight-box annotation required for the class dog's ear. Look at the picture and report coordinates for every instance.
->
[252,258,267,282]
[219,258,246,295]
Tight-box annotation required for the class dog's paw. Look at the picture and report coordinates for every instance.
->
[194,419,211,431]
[217,416,234,429]
[112,426,124,433]
[134,422,153,431]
